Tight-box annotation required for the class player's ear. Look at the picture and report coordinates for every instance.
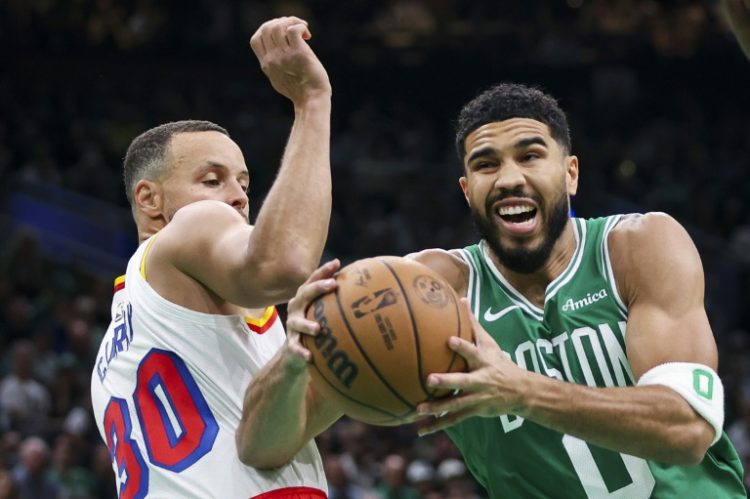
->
[565,155,579,196]
[459,176,470,205]
[134,179,164,218]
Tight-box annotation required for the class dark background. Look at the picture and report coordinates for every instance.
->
[1,1,749,497]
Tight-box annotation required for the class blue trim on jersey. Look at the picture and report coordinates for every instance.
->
[106,397,149,499]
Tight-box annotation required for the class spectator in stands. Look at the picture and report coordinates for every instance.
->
[11,437,58,499]
[0,342,51,437]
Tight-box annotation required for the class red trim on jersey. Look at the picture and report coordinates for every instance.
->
[251,486,327,499]
[245,306,278,334]
[114,275,126,292]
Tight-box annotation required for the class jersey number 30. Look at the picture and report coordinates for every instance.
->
[103,349,219,499]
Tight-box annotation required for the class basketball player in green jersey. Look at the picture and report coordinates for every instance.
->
[243,82,746,496]
[405,82,746,498]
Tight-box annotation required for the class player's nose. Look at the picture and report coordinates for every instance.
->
[494,161,526,191]
[227,181,248,213]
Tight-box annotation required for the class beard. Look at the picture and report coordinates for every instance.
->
[470,186,570,274]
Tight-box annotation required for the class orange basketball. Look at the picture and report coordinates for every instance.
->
[302,256,471,426]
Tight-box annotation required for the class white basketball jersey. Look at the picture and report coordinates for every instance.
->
[91,236,327,498]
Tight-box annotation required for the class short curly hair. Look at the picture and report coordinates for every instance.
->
[455,83,571,161]
[123,120,229,206]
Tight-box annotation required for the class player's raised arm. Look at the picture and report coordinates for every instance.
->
[725,0,750,59]
[149,17,332,308]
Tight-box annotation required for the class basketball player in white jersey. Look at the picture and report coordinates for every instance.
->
[90,17,339,499]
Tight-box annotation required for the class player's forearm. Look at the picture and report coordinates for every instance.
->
[519,374,714,465]
[247,96,332,291]
[236,353,311,469]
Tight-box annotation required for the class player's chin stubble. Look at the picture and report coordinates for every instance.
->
[470,188,570,274]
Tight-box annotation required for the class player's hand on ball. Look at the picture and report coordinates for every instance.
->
[250,17,331,103]
[282,259,340,371]
[416,298,528,436]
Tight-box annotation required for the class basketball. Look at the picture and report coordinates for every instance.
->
[302,256,471,426]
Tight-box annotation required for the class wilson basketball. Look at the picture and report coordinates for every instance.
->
[302,256,471,426]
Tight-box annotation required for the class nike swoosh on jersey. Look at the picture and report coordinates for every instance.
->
[483,305,521,322]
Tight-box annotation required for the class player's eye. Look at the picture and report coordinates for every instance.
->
[203,179,220,186]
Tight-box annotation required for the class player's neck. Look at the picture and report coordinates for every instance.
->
[491,222,578,308]
[137,221,166,244]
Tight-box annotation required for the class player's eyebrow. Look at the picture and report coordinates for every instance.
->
[513,136,547,149]
[466,147,497,164]
[466,136,548,164]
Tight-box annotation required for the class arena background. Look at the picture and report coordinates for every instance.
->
[1,1,749,497]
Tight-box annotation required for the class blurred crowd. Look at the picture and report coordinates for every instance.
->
[2,0,750,497]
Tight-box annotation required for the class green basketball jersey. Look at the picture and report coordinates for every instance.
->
[448,215,746,498]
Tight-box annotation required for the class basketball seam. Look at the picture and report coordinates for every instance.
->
[381,259,430,402]
[307,357,404,423]
[334,279,415,411]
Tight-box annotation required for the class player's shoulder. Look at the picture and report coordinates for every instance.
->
[608,212,703,294]
[406,248,469,297]
[609,212,692,252]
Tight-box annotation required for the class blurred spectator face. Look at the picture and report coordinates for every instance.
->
[156,131,250,223]
[406,459,434,495]
[459,118,576,274]
[11,342,33,380]
[19,437,48,475]
[382,454,407,488]
[323,455,348,488]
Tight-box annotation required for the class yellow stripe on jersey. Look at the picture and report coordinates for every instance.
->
[245,307,278,334]
[139,233,160,280]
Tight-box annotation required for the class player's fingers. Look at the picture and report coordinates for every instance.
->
[267,17,288,51]
[268,16,306,51]
[286,339,312,362]
[306,259,340,284]
[286,316,321,337]
[249,29,267,58]
[417,407,476,436]
[443,336,482,370]
[288,278,337,315]
[285,23,312,49]
[424,371,473,392]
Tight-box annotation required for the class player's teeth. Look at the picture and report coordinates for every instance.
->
[498,205,534,216]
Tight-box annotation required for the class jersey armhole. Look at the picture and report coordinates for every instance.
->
[602,215,628,319]
[457,248,480,317]
[139,233,161,281]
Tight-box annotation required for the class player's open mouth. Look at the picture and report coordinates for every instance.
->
[495,203,538,234]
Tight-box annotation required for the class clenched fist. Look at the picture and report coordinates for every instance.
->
[250,17,331,104]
